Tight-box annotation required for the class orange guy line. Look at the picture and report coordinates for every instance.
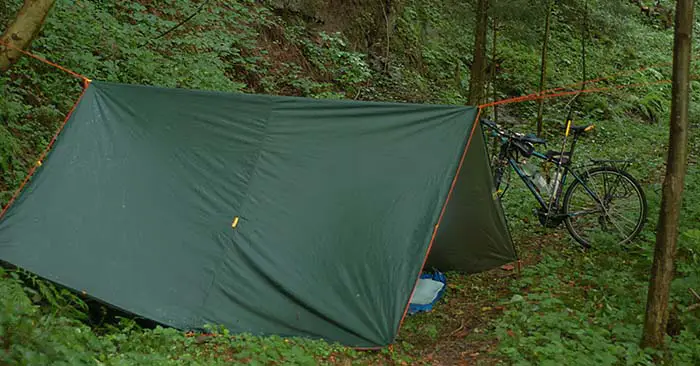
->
[0,40,90,82]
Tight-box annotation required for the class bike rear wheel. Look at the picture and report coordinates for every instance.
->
[563,167,647,248]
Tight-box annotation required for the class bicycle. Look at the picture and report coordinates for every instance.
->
[481,116,648,248]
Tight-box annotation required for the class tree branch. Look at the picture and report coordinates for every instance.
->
[138,0,212,48]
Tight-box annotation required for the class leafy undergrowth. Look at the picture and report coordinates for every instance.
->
[3,0,700,364]
[0,258,510,365]
[485,118,700,365]
[495,239,700,366]
[1,267,404,365]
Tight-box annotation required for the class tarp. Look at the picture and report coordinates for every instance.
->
[0,81,515,348]
[425,124,516,272]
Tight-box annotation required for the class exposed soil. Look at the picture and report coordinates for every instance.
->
[391,231,559,365]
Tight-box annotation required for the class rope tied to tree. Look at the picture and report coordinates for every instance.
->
[0,39,90,86]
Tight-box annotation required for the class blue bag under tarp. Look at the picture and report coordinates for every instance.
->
[408,271,447,315]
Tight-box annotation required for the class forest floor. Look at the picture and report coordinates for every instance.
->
[393,229,564,365]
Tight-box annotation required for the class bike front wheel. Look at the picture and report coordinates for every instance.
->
[563,167,647,248]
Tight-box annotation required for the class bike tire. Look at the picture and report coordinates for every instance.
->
[563,166,647,248]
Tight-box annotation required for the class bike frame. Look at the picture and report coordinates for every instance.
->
[505,152,563,209]
[491,123,605,217]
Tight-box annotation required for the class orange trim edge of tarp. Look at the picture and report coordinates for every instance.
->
[0,82,91,220]
[390,106,483,348]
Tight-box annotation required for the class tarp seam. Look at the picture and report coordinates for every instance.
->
[223,101,380,347]
[197,98,277,313]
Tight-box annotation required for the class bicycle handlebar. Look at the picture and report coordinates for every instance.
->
[480,118,524,140]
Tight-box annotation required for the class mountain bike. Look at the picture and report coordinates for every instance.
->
[481,117,648,248]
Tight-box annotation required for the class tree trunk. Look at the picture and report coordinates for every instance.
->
[382,0,392,73]
[491,17,498,123]
[581,0,587,90]
[641,0,694,350]
[0,0,55,71]
[468,0,488,105]
[536,1,553,137]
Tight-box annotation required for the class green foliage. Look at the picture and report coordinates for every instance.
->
[0,124,19,173]
[0,268,98,365]
[0,267,412,365]
[492,120,700,365]
[495,236,700,365]
[392,0,472,101]
[307,32,371,85]
[289,29,372,97]
[495,251,657,365]
[1,0,699,364]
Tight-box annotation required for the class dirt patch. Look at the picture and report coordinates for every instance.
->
[390,232,557,365]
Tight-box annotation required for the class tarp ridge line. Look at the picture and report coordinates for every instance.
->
[0,40,90,83]
[484,56,700,109]
[394,108,483,342]
[539,54,700,96]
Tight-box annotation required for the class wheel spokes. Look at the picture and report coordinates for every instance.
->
[566,170,644,246]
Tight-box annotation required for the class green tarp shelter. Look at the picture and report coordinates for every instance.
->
[0,81,515,348]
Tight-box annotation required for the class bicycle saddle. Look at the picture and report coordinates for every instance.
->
[520,133,547,145]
